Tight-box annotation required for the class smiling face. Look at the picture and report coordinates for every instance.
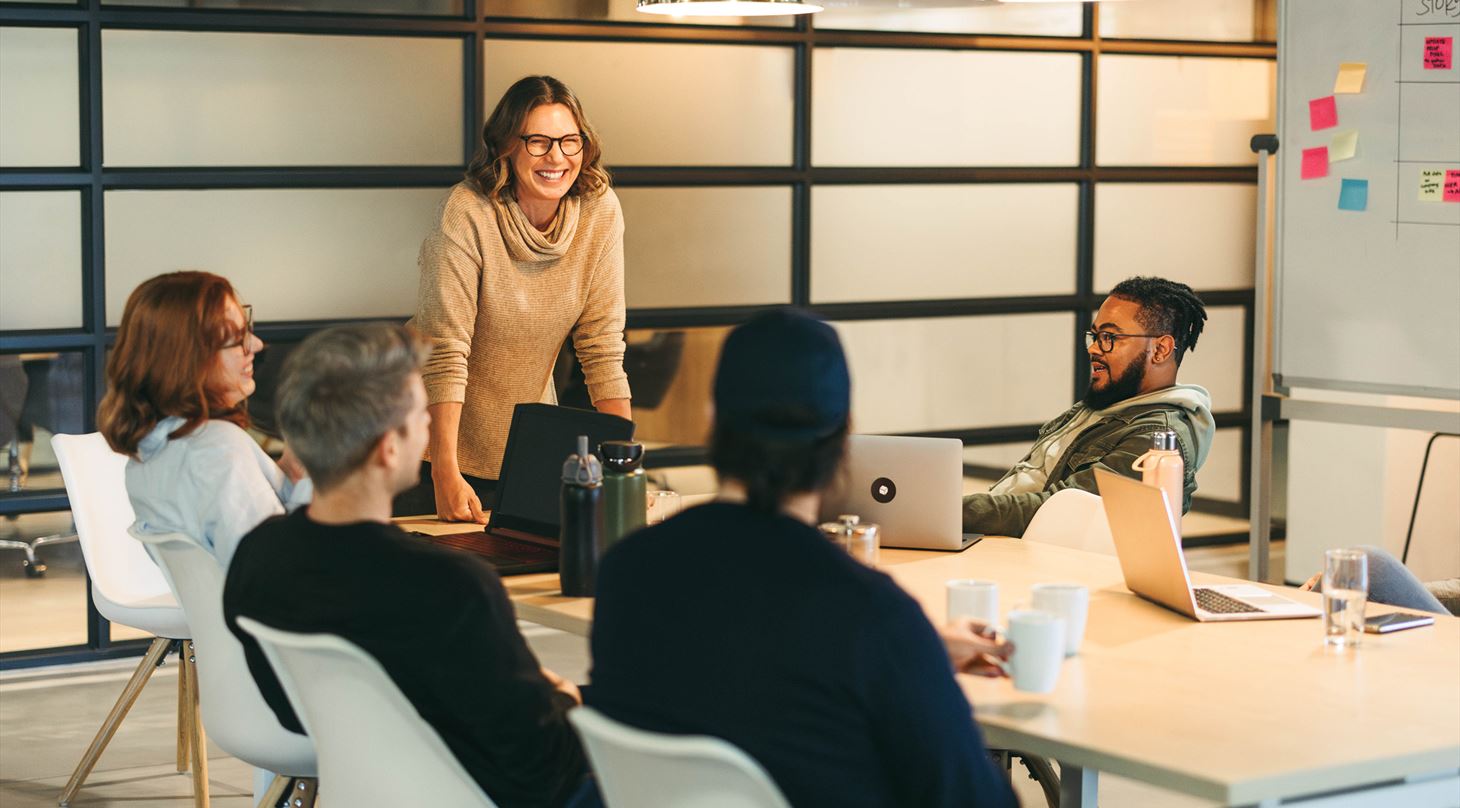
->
[509,103,584,216]
[208,296,263,409]
[1084,296,1163,410]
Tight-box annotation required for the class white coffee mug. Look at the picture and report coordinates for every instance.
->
[1031,583,1089,657]
[1005,610,1066,694]
[947,579,999,625]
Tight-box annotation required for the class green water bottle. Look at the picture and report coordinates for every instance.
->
[599,440,647,550]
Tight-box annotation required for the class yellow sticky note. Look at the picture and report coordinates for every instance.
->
[1331,130,1359,161]
[1334,62,1367,93]
[1419,169,1445,201]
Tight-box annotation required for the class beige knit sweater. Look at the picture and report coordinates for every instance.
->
[409,182,631,480]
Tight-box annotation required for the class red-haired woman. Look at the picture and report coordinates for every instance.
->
[99,271,309,567]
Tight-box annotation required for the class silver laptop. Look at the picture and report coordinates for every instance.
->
[819,435,980,551]
[1095,469,1319,622]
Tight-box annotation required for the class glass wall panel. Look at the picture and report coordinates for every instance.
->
[105,188,447,324]
[1097,55,1274,166]
[833,313,1075,434]
[1174,305,1245,413]
[485,0,794,26]
[811,184,1077,303]
[813,48,1081,167]
[617,326,730,447]
[1,351,86,498]
[0,28,79,168]
[108,0,460,14]
[1198,426,1243,503]
[813,3,1081,36]
[1099,0,1258,42]
[618,187,792,309]
[484,40,794,167]
[1094,183,1256,293]
[0,192,83,331]
[103,31,462,167]
[0,510,87,653]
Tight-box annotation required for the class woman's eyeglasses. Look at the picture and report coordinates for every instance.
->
[520,134,585,157]
[220,304,255,352]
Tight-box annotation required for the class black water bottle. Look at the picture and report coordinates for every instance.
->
[559,435,604,597]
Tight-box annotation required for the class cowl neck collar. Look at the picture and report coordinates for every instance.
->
[492,193,581,263]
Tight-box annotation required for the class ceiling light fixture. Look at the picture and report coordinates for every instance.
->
[636,0,823,16]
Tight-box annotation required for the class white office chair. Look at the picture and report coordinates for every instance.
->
[50,432,206,808]
[132,531,318,808]
[568,707,792,808]
[1022,488,1117,556]
[233,617,498,808]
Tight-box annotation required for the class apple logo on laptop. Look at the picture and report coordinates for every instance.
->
[871,477,897,504]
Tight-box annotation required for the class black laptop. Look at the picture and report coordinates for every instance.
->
[417,403,635,576]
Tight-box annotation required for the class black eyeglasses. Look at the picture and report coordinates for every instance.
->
[1084,329,1165,353]
[520,134,585,157]
[221,304,255,352]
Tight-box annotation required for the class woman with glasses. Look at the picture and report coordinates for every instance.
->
[400,75,631,522]
[99,271,309,567]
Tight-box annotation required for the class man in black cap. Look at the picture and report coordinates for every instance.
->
[586,309,1018,808]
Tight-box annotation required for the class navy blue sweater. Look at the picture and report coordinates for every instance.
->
[587,502,1017,808]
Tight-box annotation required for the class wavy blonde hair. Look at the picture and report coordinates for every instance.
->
[466,75,610,204]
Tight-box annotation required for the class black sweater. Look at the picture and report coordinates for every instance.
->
[587,502,1018,808]
[223,509,585,808]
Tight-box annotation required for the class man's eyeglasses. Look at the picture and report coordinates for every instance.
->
[221,304,254,352]
[520,134,585,157]
[1084,329,1165,353]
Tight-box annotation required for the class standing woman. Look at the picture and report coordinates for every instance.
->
[99,271,310,568]
[402,75,631,522]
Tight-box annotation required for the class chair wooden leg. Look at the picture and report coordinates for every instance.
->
[288,778,317,808]
[58,636,171,807]
[185,642,211,808]
[255,774,291,808]
[177,642,191,773]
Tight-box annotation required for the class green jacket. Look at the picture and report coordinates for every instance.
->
[962,397,1212,538]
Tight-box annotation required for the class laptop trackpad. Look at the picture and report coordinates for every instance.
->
[1209,584,1287,608]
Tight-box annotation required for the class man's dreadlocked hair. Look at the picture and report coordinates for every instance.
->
[1108,276,1207,366]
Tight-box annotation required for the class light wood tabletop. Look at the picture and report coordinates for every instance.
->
[400,515,1460,806]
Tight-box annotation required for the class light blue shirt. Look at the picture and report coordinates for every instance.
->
[127,416,312,568]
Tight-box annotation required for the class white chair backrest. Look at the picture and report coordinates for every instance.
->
[1023,488,1117,556]
[132,531,315,778]
[569,707,792,808]
[234,617,496,808]
[51,432,171,610]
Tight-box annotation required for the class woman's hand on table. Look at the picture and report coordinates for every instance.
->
[941,618,1013,678]
[541,667,581,704]
[432,467,487,524]
[278,444,308,483]
[1299,572,1322,592]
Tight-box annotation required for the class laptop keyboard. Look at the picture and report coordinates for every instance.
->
[417,531,556,566]
[1194,588,1262,615]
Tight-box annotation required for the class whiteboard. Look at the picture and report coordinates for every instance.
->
[1275,0,1460,399]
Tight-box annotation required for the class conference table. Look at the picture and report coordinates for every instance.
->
[403,517,1460,808]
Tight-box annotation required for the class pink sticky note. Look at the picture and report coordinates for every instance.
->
[1301,147,1329,180]
[1425,37,1453,71]
[1444,170,1460,202]
[1309,96,1338,130]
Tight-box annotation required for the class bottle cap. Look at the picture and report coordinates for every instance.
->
[1151,430,1179,452]
[562,435,603,486]
[598,440,644,474]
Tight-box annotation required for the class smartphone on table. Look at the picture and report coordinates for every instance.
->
[1363,612,1436,633]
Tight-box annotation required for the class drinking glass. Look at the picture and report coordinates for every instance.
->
[1322,549,1368,648]
[646,490,681,525]
[844,523,879,567]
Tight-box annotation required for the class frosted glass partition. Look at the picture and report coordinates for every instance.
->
[1097,55,1275,166]
[1094,183,1256,292]
[108,0,460,13]
[484,0,794,26]
[485,40,793,166]
[0,192,82,330]
[619,187,791,309]
[103,31,462,167]
[813,3,1082,35]
[105,188,447,324]
[1171,305,1245,413]
[1099,0,1258,42]
[1197,426,1243,503]
[0,28,79,167]
[834,313,1075,434]
[812,184,1077,303]
[813,48,1081,167]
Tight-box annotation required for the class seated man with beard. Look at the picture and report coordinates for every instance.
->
[963,276,1216,537]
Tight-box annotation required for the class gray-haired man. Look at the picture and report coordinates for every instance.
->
[223,324,588,808]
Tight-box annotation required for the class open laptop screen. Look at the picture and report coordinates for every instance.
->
[490,403,636,542]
